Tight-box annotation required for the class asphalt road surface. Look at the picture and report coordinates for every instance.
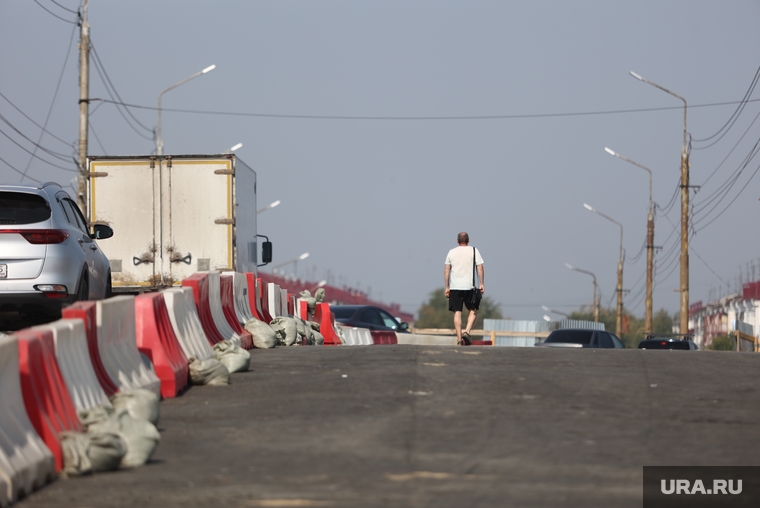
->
[19,345,760,507]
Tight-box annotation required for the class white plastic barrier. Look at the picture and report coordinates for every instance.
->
[340,326,373,346]
[162,287,216,361]
[0,335,56,504]
[280,288,289,317]
[296,298,308,320]
[96,296,161,396]
[396,333,457,346]
[45,318,110,413]
[227,271,254,323]
[206,271,242,347]
[267,283,282,319]
[253,277,265,320]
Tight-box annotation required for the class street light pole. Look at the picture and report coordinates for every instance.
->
[584,204,624,335]
[630,71,689,335]
[156,64,216,155]
[565,263,599,322]
[605,147,654,333]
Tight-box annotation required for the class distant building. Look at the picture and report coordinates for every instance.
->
[689,281,759,349]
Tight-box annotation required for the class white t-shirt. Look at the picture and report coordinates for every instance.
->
[445,246,484,290]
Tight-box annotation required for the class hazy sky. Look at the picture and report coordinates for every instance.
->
[2,1,759,320]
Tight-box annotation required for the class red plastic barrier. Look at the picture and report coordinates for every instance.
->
[244,273,264,321]
[16,328,84,472]
[62,301,119,397]
[182,273,226,346]
[257,277,273,323]
[135,293,190,398]
[314,303,341,346]
[370,330,398,345]
[219,275,254,349]
[299,300,309,320]
[470,339,493,346]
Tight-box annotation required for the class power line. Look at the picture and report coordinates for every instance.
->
[0,91,73,148]
[0,127,76,172]
[48,0,78,15]
[33,0,77,24]
[0,157,42,183]
[699,108,760,187]
[97,97,760,121]
[692,65,760,147]
[89,39,154,140]
[21,20,77,181]
[0,114,73,161]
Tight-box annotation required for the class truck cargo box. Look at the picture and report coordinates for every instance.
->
[87,154,257,292]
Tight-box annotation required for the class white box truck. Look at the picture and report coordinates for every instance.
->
[86,154,269,293]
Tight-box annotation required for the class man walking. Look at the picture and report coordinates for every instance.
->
[444,232,485,345]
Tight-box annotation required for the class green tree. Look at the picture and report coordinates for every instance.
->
[415,288,503,329]
[707,334,735,351]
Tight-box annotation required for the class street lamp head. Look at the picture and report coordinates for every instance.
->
[202,64,216,74]
[229,143,243,152]
[269,200,281,209]
[564,262,574,270]
[583,203,594,212]
[541,305,550,312]
[629,71,643,81]
[298,252,310,261]
[604,147,617,157]
[543,315,552,322]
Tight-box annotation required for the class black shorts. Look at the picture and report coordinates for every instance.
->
[448,289,480,312]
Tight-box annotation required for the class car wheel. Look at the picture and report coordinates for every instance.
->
[76,272,89,302]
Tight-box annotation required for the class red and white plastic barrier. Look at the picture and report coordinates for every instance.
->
[267,283,282,319]
[94,296,161,397]
[161,287,216,361]
[314,303,343,346]
[370,330,398,345]
[225,271,255,323]
[182,272,226,347]
[62,301,120,397]
[134,293,190,399]
[45,318,110,412]
[257,277,273,323]
[15,327,83,472]
[340,326,373,345]
[0,334,55,503]
[245,273,264,321]
[207,271,252,349]
[219,273,256,349]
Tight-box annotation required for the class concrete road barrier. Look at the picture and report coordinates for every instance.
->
[161,287,216,362]
[135,293,190,399]
[0,334,55,504]
[95,296,162,397]
[15,327,83,473]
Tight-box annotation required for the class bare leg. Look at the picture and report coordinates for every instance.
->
[454,310,463,344]
[465,309,477,335]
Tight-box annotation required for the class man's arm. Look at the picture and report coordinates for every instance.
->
[477,264,485,293]
[444,264,451,298]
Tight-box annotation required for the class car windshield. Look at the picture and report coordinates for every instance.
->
[640,340,691,350]
[0,192,50,225]
[546,330,593,345]
[331,307,356,319]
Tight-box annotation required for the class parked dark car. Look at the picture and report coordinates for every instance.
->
[536,328,625,348]
[638,336,698,350]
[330,305,409,333]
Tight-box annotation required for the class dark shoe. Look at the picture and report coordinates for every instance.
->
[462,332,472,346]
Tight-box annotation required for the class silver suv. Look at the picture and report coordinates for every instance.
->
[0,183,113,321]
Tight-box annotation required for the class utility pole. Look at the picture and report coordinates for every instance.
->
[77,0,90,216]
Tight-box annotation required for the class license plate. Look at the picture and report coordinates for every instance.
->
[0,264,5,278]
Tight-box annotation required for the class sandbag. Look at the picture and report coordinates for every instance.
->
[270,316,298,346]
[311,329,324,346]
[188,356,231,385]
[213,339,250,373]
[110,388,160,425]
[60,430,126,476]
[244,318,278,349]
[79,405,160,468]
